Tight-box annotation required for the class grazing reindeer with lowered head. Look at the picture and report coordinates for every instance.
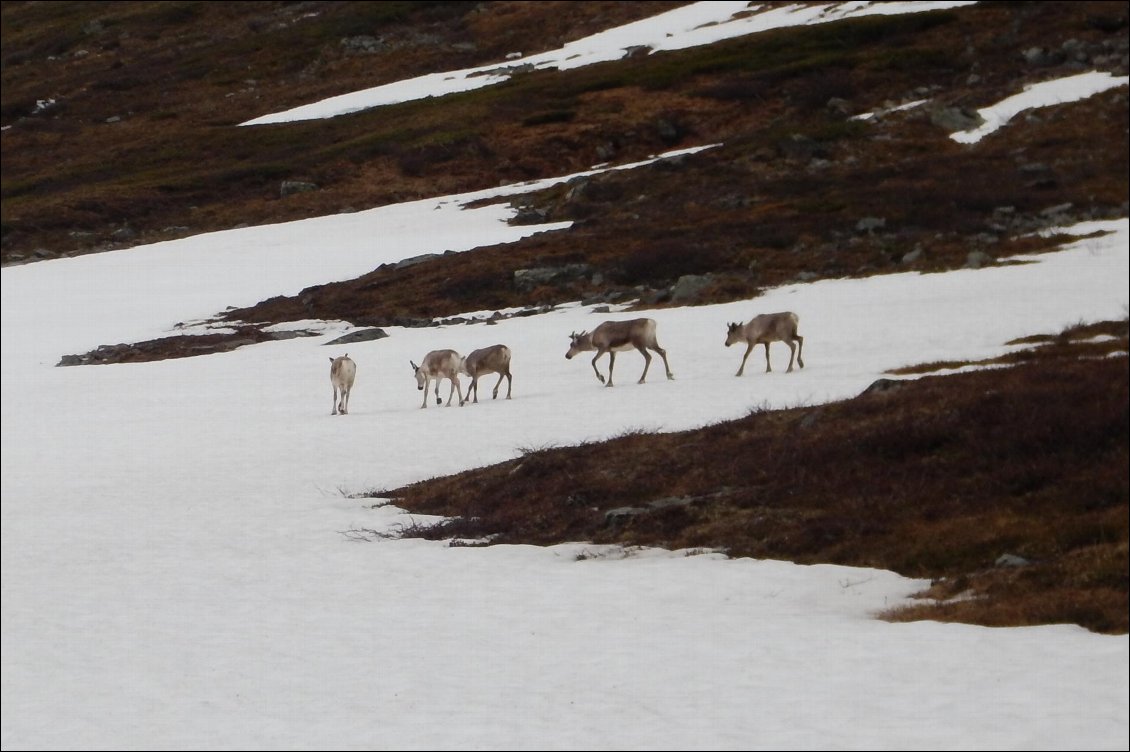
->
[566,318,674,387]
[329,354,356,415]
[410,349,464,408]
[725,312,804,377]
[459,344,513,405]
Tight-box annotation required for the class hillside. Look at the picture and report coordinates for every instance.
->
[2,0,1127,633]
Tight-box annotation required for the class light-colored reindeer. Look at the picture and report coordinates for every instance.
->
[329,354,356,415]
[410,349,464,408]
[459,344,513,405]
[566,318,674,387]
[724,312,804,376]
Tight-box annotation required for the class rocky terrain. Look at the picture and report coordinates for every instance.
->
[2,1,1127,632]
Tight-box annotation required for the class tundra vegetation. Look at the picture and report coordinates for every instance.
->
[2,1,1126,633]
[375,321,1129,635]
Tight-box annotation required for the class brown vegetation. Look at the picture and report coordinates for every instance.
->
[371,321,1129,634]
[3,1,1127,633]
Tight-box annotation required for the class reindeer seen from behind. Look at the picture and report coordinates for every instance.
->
[329,354,357,415]
[566,318,674,387]
[724,312,804,377]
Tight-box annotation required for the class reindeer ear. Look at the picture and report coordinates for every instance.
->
[410,360,418,371]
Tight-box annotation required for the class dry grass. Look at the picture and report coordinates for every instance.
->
[372,322,1129,634]
[5,2,1126,278]
[4,2,1127,633]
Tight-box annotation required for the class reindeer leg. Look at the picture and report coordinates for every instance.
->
[795,334,805,369]
[504,372,512,399]
[605,351,616,387]
[785,341,797,372]
[637,347,652,384]
[738,343,753,377]
[591,352,606,384]
[342,388,349,415]
[453,376,464,407]
[332,386,339,415]
[492,373,503,400]
[421,377,430,409]
[763,342,772,373]
[655,345,673,380]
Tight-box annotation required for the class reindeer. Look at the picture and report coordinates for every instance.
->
[724,312,804,377]
[410,349,464,408]
[566,318,674,387]
[329,354,356,415]
[459,344,513,405]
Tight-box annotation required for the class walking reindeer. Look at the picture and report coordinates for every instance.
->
[460,344,513,405]
[410,349,464,408]
[566,318,674,387]
[329,354,356,415]
[724,312,804,376]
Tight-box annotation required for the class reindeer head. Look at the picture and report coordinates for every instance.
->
[565,330,589,359]
[410,360,426,390]
[724,322,742,347]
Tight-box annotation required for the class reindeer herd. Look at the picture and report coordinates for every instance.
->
[328,311,804,414]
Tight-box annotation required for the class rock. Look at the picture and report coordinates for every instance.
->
[927,105,984,132]
[861,378,904,396]
[280,180,318,197]
[856,217,886,234]
[325,328,389,346]
[669,274,711,302]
